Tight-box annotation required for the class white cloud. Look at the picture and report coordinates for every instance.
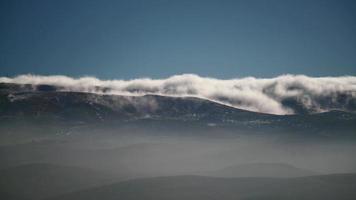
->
[1,74,355,115]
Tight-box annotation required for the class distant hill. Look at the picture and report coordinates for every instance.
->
[48,174,356,200]
[0,163,119,200]
[200,163,318,178]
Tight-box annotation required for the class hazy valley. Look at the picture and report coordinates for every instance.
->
[0,82,355,199]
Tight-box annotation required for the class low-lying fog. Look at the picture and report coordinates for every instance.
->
[1,127,355,180]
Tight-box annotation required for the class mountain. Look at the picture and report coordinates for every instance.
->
[0,163,119,200]
[1,82,355,137]
[48,174,356,200]
[200,163,318,178]
[0,83,267,122]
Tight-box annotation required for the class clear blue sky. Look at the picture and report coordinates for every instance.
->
[0,0,355,79]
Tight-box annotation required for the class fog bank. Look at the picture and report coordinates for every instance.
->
[1,74,355,114]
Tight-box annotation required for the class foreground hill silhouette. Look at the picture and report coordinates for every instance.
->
[0,162,324,200]
[0,163,118,200]
[200,163,317,178]
[48,174,356,200]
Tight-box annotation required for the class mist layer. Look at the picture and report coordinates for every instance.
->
[1,74,355,114]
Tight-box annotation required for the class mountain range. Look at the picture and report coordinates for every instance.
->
[1,83,355,137]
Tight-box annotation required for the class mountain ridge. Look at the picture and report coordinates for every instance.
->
[1,83,356,137]
[1,82,355,116]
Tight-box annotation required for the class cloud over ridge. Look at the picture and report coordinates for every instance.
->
[1,74,356,115]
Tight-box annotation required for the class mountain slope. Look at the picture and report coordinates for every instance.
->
[0,83,266,122]
[0,83,354,120]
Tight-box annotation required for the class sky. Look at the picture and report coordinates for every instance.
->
[0,0,355,79]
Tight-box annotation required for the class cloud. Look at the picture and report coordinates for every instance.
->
[1,74,356,115]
